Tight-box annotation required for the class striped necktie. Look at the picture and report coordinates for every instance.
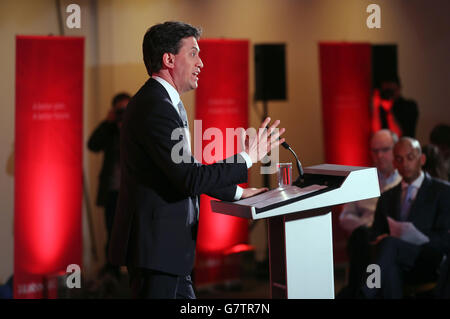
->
[177,100,192,151]
[177,101,189,129]
[177,101,198,221]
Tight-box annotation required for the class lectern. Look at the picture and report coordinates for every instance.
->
[211,164,380,299]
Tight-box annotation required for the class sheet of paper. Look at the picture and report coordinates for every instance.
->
[387,217,430,245]
[235,184,328,209]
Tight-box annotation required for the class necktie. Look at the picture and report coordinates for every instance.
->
[177,100,189,129]
[177,101,198,221]
[400,184,414,221]
[176,100,192,151]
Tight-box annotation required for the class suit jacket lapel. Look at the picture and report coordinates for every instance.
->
[391,183,403,220]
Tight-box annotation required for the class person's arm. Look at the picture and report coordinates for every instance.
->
[135,100,258,197]
[206,184,269,203]
[206,185,239,202]
[87,120,116,152]
[197,151,267,201]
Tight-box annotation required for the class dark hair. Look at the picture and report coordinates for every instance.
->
[111,92,131,108]
[422,144,448,181]
[430,124,450,148]
[381,74,401,87]
[142,21,202,76]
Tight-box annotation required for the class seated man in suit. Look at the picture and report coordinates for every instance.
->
[361,137,450,298]
[337,129,401,298]
[340,129,401,234]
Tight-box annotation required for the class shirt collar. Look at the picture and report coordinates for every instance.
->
[379,169,399,184]
[401,170,425,190]
[152,76,180,107]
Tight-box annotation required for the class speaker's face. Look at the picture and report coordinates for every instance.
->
[172,36,204,94]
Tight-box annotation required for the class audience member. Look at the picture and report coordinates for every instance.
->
[359,137,450,298]
[338,129,401,298]
[340,129,401,234]
[430,123,450,180]
[422,144,448,181]
[87,92,130,279]
[339,137,450,298]
[372,75,419,138]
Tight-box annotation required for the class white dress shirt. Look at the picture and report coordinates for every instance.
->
[400,170,425,204]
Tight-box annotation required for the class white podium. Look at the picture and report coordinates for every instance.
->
[211,164,380,299]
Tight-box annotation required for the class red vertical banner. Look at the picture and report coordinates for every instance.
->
[319,43,372,166]
[194,39,250,287]
[15,36,84,298]
[319,43,372,265]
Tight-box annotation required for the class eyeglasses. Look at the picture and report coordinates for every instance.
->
[371,147,393,154]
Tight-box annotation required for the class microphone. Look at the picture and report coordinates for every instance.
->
[266,124,305,181]
[279,139,304,180]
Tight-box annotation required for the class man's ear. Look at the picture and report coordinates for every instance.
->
[420,153,426,166]
[162,52,175,69]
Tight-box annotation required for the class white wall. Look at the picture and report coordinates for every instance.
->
[1,0,449,282]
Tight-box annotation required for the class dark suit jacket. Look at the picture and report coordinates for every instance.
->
[108,78,248,275]
[87,121,121,206]
[392,97,419,138]
[371,173,450,255]
[379,97,419,138]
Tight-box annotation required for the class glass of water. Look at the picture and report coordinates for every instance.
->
[277,163,292,188]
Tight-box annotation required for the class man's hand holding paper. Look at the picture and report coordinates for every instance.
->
[387,217,430,245]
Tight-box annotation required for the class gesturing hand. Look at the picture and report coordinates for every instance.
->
[243,117,286,163]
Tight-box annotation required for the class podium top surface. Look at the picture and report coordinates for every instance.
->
[305,164,371,174]
[235,184,328,210]
[210,164,380,220]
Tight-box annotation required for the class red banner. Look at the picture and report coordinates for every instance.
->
[15,36,84,298]
[319,43,372,166]
[194,39,250,287]
[319,43,372,264]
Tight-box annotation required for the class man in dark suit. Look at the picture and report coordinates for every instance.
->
[88,92,130,278]
[376,75,419,138]
[108,21,285,299]
[361,137,450,298]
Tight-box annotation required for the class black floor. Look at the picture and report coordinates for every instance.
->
[64,260,348,299]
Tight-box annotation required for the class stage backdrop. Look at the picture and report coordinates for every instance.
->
[319,43,372,167]
[15,36,84,298]
[319,43,372,265]
[194,39,250,287]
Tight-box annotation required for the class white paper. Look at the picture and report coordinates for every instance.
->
[387,217,430,245]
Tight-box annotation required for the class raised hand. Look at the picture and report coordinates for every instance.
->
[244,117,286,163]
